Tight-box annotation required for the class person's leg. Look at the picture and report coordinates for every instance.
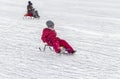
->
[52,41,61,53]
[35,11,39,18]
[60,39,74,53]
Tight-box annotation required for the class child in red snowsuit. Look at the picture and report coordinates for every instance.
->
[41,20,75,54]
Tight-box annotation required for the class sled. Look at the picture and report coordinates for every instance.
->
[39,44,76,55]
[39,44,53,52]
[23,13,40,19]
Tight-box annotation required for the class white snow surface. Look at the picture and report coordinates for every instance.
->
[0,0,120,79]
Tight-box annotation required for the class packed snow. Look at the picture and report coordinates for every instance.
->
[0,0,120,79]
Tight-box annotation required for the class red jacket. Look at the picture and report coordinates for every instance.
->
[41,28,60,46]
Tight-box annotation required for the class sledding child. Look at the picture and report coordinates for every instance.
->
[41,20,76,54]
[27,1,33,14]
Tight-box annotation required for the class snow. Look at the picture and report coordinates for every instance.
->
[0,0,120,79]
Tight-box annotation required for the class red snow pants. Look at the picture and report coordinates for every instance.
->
[52,39,74,53]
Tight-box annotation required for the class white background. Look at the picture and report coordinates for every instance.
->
[0,0,120,79]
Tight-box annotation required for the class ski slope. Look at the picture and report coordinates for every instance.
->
[0,0,120,79]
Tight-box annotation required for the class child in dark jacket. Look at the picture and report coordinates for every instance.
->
[27,1,33,14]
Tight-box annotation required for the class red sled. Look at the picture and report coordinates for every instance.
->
[23,13,40,19]
[24,13,33,17]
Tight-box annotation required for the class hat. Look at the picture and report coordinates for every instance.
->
[28,1,31,3]
[46,20,54,28]
[28,1,32,5]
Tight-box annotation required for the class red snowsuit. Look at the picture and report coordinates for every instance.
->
[41,28,74,53]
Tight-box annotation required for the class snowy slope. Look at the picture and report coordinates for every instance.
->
[0,0,120,79]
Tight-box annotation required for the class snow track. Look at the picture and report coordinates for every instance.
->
[0,0,120,79]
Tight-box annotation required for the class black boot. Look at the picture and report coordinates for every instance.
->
[69,50,76,54]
